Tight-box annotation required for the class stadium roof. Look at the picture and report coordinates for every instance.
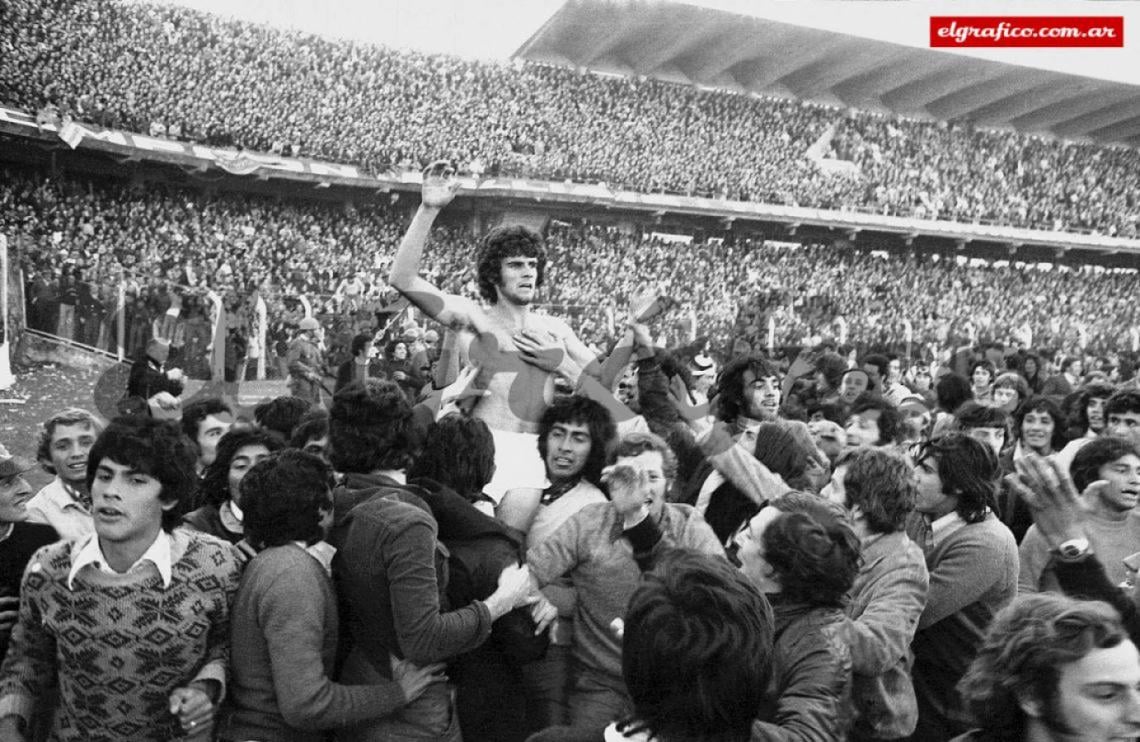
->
[514,0,1140,147]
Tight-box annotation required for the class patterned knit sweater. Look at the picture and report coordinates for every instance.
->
[0,529,242,741]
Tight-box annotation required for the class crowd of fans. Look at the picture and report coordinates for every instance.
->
[7,312,1140,741]
[6,165,1140,383]
[3,0,1140,236]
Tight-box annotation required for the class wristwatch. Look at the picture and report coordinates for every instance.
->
[1055,537,1091,560]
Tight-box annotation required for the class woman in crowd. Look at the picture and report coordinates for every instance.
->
[1019,354,1044,394]
[969,361,996,406]
[383,340,424,401]
[220,450,444,741]
[732,492,860,740]
[182,429,282,544]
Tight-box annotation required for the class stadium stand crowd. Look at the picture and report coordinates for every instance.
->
[3,0,1140,236]
[6,165,1140,378]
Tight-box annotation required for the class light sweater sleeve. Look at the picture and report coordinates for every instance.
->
[920,525,1014,630]
[528,509,585,587]
[699,422,790,507]
[259,554,407,730]
[841,547,928,676]
[1017,526,1049,595]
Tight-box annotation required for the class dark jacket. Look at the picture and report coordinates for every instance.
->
[1054,553,1140,646]
[413,478,548,742]
[329,472,492,741]
[126,354,184,400]
[753,598,853,741]
[0,522,59,660]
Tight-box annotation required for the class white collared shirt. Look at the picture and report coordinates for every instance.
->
[294,540,337,577]
[377,469,406,485]
[67,530,174,589]
[26,477,95,543]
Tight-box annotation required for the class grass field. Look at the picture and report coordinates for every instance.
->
[1,358,298,491]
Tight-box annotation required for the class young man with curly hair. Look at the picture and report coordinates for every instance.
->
[954,593,1140,742]
[905,434,1019,742]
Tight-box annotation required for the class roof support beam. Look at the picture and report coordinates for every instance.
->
[1053,99,1140,138]
[880,61,999,112]
[1011,87,1132,131]
[925,71,1051,120]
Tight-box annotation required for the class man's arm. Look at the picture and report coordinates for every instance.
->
[388,163,485,334]
[698,421,791,508]
[432,328,465,390]
[840,547,928,676]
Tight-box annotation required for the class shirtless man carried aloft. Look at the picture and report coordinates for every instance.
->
[389,162,632,526]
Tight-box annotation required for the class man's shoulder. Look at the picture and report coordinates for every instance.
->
[662,502,706,527]
[863,530,925,566]
[29,478,66,505]
[339,484,435,529]
[9,522,59,548]
[248,544,323,582]
[20,538,80,583]
[173,529,242,575]
[529,312,575,338]
[950,513,1018,553]
[570,501,615,523]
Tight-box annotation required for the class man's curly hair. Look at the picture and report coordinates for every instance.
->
[958,594,1126,742]
[475,225,546,303]
[328,380,414,474]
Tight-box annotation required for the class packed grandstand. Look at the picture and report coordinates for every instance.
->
[3,0,1140,376]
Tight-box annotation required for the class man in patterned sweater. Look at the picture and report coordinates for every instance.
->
[0,416,243,742]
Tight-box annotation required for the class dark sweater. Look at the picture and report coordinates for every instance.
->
[0,522,59,660]
[222,545,407,741]
[907,512,1018,742]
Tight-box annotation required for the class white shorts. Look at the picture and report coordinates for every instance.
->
[483,428,546,504]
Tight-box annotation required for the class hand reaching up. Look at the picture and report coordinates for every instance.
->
[420,160,461,209]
